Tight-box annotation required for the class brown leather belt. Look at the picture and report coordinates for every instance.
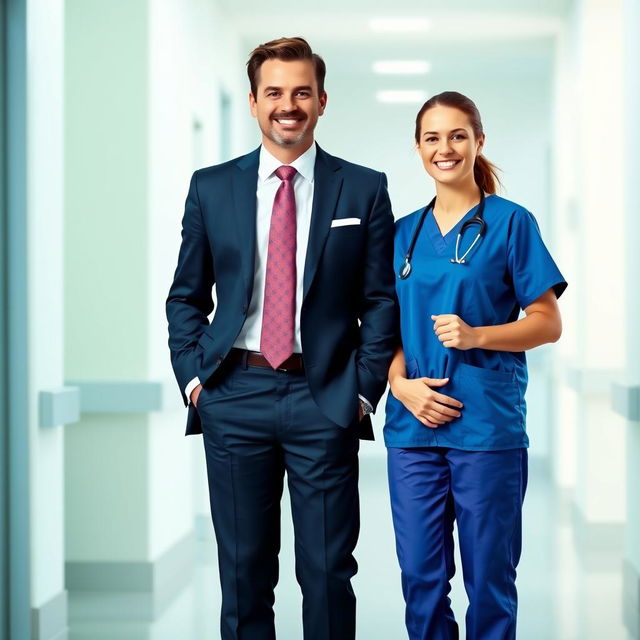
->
[228,348,304,373]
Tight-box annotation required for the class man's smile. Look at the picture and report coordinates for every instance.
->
[273,113,306,127]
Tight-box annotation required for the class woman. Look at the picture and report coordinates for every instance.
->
[385,91,567,639]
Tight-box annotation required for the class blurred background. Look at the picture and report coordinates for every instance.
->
[1,0,639,638]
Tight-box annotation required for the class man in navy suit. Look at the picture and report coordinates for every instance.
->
[166,37,397,640]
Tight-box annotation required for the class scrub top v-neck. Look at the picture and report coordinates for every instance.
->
[426,201,477,256]
[384,195,567,451]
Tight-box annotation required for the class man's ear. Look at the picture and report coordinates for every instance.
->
[249,92,258,118]
[318,92,328,116]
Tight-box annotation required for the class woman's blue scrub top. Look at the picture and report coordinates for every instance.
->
[384,195,567,451]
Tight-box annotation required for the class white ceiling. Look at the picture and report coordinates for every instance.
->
[220,0,571,11]
[219,0,572,21]
[221,2,567,88]
[220,1,570,45]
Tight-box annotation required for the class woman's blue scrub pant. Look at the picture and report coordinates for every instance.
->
[387,447,528,640]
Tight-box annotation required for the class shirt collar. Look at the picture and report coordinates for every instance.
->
[258,143,316,184]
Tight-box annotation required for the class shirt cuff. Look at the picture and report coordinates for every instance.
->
[185,377,201,404]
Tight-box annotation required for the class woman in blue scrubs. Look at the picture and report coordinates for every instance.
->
[385,91,567,640]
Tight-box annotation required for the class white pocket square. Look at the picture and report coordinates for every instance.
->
[330,218,361,228]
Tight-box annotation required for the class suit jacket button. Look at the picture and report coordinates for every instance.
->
[216,356,223,364]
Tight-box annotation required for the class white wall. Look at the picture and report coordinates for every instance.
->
[623,0,640,584]
[573,0,626,524]
[27,0,66,610]
[575,0,625,373]
[551,0,580,489]
[64,0,249,568]
[64,0,153,565]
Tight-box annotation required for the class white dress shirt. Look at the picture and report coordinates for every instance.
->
[234,143,316,353]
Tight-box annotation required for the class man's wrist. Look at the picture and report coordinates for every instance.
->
[358,396,373,417]
[185,376,201,404]
[190,384,203,405]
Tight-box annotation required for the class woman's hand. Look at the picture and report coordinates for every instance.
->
[431,314,478,350]
[390,376,463,429]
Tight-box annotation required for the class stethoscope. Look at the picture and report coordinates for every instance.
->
[398,190,486,279]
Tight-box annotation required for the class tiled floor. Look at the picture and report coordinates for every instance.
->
[69,455,632,639]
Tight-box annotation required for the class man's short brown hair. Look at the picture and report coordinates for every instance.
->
[247,37,326,97]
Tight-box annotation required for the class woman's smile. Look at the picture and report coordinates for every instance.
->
[434,159,461,170]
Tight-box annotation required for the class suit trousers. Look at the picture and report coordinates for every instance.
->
[387,446,528,640]
[197,360,360,640]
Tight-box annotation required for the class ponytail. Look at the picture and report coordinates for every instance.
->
[474,155,501,195]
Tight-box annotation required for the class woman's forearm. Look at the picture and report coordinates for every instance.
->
[474,310,561,352]
[388,346,407,388]
[474,290,562,352]
[433,289,562,353]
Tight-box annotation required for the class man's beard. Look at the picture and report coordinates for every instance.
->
[267,115,309,147]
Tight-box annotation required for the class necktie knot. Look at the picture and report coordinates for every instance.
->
[275,165,297,182]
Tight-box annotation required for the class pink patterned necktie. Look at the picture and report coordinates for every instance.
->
[260,165,297,369]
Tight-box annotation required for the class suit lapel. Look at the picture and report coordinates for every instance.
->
[232,148,260,302]
[303,146,343,300]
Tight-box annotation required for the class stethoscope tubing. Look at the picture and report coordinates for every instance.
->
[399,191,486,278]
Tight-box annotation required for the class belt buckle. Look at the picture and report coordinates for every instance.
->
[276,356,301,373]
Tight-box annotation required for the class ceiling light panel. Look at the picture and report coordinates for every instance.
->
[376,90,428,104]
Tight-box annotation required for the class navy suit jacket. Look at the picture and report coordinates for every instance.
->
[166,145,398,438]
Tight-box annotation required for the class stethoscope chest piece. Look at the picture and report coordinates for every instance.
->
[399,260,412,280]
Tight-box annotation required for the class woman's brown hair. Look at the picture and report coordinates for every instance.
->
[414,91,501,194]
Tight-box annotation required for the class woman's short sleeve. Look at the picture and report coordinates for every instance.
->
[507,209,567,309]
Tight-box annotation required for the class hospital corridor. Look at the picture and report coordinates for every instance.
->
[1,0,639,639]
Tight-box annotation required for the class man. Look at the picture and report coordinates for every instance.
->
[166,37,397,640]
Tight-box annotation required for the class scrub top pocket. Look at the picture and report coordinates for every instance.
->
[457,362,514,383]
[437,362,527,450]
